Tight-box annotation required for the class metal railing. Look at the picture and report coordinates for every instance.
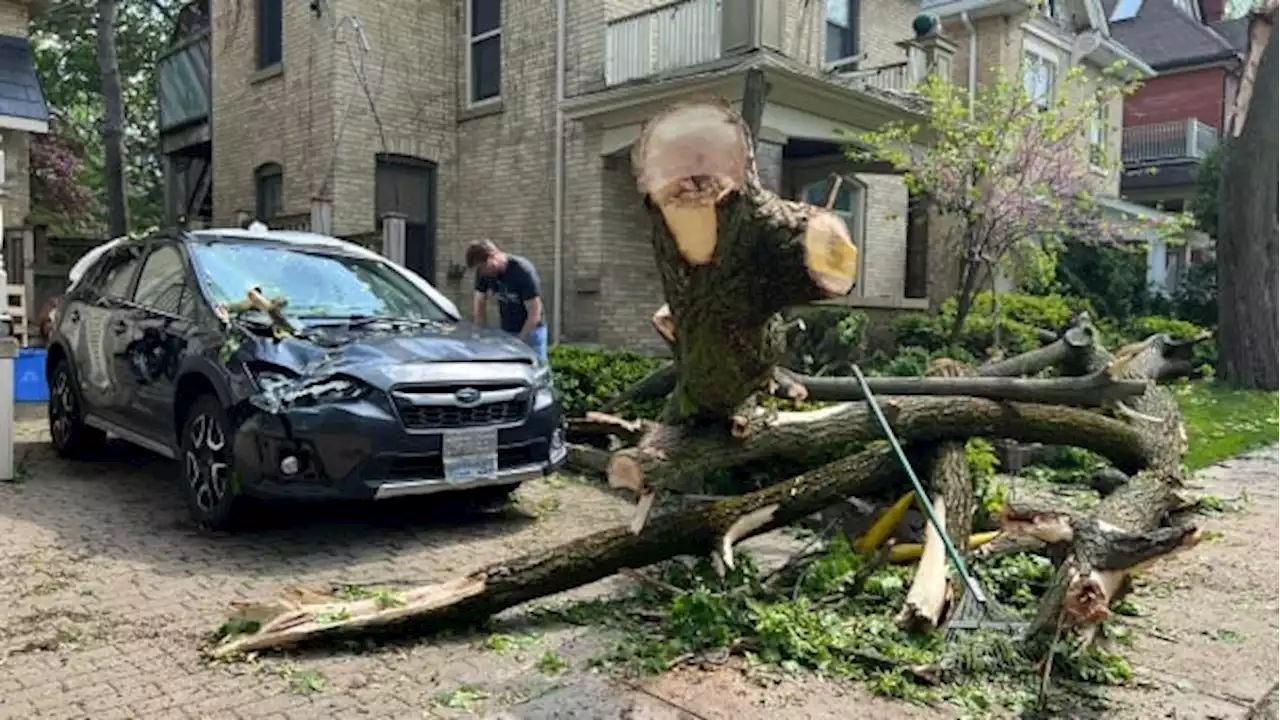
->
[605,0,722,85]
[1122,118,1219,165]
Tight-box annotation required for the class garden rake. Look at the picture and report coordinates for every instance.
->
[847,365,1028,644]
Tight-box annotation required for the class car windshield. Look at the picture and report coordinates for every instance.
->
[188,240,452,321]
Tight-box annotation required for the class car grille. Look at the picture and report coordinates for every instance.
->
[389,379,529,427]
[397,399,528,430]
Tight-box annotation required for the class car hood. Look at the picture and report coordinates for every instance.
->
[244,319,541,391]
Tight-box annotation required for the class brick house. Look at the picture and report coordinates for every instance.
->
[157,0,1157,351]
[0,0,49,329]
[1108,0,1246,213]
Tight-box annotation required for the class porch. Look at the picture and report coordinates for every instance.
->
[561,63,932,348]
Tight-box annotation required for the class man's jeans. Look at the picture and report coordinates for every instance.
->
[526,325,549,363]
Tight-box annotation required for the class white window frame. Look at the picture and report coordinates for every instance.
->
[1038,0,1058,19]
[1022,39,1060,109]
[800,175,867,297]
[1088,96,1110,169]
[0,134,7,186]
[465,0,502,107]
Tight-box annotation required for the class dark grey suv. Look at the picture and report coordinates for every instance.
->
[45,227,566,529]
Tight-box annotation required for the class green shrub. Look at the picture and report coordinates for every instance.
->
[549,345,666,419]
[782,307,869,376]
[892,292,1094,360]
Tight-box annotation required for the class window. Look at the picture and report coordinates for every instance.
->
[1089,97,1110,167]
[801,176,865,295]
[256,0,282,69]
[1023,49,1058,109]
[134,244,195,317]
[254,163,283,221]
[99,244,146,299]
[1109,0,1143,22]
[467,0,501,105]
[824,0,859,64]
[189,240,453,321]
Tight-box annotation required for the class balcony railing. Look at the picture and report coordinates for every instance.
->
[850,62,917,92]
[157,32,210,132]
[1122,119,1219,166]
[605,0,722,86]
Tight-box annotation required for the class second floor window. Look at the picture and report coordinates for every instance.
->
[825,0,858,64]
[1089,98,1110,167]
[468,0,501,105]
[1023,50,1057,110]
[255,163,283,221]
[257,0,282,69]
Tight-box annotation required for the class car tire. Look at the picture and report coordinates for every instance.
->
[48,358,106,459]
[180,394,244,531]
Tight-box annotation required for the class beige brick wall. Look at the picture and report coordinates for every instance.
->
[0,0,28,35]
[209,0,339,225]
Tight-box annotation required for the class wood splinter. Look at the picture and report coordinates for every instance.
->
[897,495,951,633]
[714,503,781,571]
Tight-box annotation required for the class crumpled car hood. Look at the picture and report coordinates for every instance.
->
[243,319,538,392]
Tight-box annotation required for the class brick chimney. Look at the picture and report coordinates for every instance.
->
[1201,0,1227,23]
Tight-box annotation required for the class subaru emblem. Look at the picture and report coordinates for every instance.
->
[454,387,482,407]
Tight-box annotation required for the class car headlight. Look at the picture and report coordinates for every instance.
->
[533,363,554,389]
[250,367,372,411]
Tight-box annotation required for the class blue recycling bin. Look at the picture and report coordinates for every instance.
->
[13,347,48,403]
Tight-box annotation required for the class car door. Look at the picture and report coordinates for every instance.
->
[121,241,201,446]
[74,242,146,426]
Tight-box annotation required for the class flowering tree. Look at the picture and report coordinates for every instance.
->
[852,65,1187,339]
[30,115,98,232]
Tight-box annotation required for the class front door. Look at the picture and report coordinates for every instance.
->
[122,241,198,446]
[375,154,437,281]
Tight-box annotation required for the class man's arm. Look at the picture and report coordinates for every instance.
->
[519,297,543,340]
[472,291,488,326]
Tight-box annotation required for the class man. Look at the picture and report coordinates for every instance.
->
[466,239,547,361]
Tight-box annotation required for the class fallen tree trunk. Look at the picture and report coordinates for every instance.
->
[210,446,908,657]
[607,396,1156,497]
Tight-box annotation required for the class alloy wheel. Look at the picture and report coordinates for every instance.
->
[49,370,75,449]
[185,413,229,513]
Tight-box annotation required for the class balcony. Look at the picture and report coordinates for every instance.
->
[605,0,722,86]
[1122,119,1219,166]
[157,32,210,133]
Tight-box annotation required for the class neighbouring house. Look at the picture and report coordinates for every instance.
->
[1109,0,1246,213]
[0,0,50,335]
[1102,0,1243,290]
[155,0,1192,351]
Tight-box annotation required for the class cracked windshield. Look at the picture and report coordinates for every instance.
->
[190,241,452,322]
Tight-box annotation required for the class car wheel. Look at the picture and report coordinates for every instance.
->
[48,358,106,459]
[181,394,244,531]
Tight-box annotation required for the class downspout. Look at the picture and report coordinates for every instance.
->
[960,11,976,118]
[551,0,567,345]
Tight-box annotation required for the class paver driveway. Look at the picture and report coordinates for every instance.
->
[0,408,638,719]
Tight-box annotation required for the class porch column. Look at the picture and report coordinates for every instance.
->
[310,197,333,235]
[756,140,784,194]
[382,212,407,265]
[233,209,251,228]
[0,336,14,481]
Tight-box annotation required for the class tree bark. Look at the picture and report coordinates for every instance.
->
[97,0,130,238]
[1217,28,1278,390]
[631,98,858,425]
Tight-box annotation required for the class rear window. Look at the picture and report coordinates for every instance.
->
[187,239,452,321]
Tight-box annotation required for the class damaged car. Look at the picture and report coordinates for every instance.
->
[45,227,566,529]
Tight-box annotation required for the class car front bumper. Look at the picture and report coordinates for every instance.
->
[231,387,566,502]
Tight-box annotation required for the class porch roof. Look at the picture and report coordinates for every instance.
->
[1097,195,1211,246]
[563,51,927,156]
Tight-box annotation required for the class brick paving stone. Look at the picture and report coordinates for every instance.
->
[1,415,633,719]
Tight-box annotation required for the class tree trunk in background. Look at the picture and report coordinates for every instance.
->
[97,0,130,238]
[1217,30,1278,390]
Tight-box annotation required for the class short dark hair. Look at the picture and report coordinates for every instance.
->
[465,239,498,269]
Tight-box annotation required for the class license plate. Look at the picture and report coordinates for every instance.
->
[442,428,499,483]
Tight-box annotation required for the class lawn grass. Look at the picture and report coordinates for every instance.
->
[1175,381,1280,470]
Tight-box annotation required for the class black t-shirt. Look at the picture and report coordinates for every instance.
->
[475,254,544,333]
